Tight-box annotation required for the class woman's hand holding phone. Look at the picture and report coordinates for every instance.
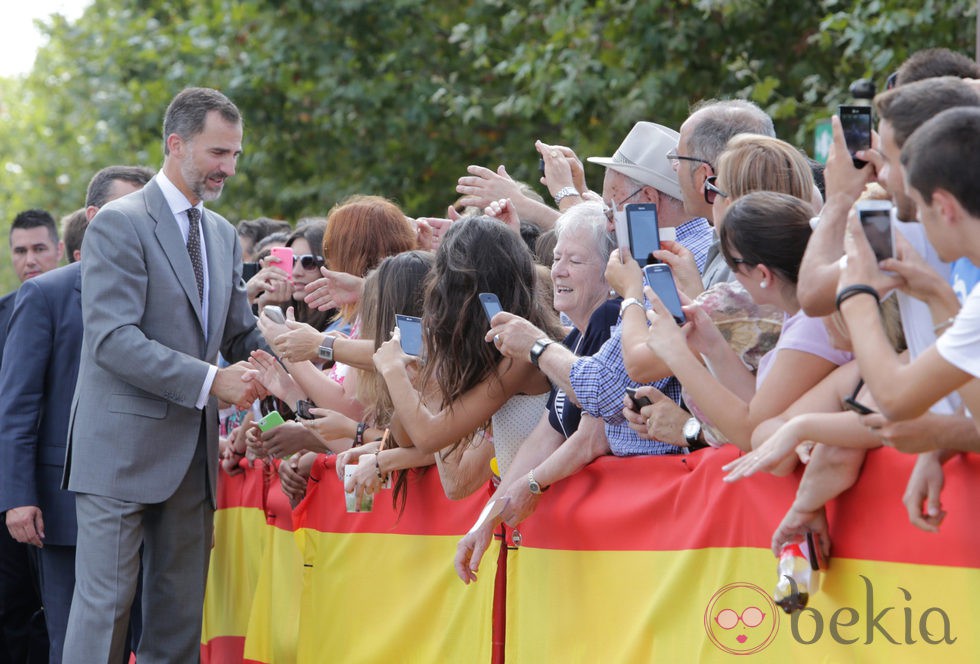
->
[373,328,414,373]
[604,249,643,299]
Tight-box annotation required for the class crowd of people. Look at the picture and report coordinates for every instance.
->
[1,46,980,662]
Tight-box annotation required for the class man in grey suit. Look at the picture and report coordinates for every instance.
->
[0,166,153,664]
[62,88,265,664]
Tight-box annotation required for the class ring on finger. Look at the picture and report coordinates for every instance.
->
[494,334,501,344]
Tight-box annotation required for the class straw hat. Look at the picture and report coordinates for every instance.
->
[587,122,683,200]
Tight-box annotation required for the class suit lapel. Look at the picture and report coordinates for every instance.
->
[146,181,206,334]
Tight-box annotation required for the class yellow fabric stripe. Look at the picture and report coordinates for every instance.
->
[242,525,304,664]
[295,530,494,663]
[202,506,270,643]
[507,546,979,663]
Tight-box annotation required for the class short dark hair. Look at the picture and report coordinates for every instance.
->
[896,48,980,87]
[10,209,58,246]
[162,87,241,155]
[719,191,813,285]
[688,99,776,165]
[875,76,980,147]
[85,165,154,208]
[61,208,88,263]
[902,107,980,218]
[237,217,292,245]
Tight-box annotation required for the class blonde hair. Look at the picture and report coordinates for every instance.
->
[716,134,814,202]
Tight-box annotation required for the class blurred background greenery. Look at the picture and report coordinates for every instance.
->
[0,0,975,291]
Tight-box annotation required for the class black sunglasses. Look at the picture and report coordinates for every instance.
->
[703,176,729,205]
[297,254,325,270]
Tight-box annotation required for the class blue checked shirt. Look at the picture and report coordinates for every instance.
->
[568,217,714,455]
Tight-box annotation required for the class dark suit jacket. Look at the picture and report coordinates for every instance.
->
[0,264,81,545]
[0,290,17,368]
[65,177,264,505]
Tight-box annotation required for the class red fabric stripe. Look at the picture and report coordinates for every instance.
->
[200,635,245,664]
[515,446,980,569]
[292,454,485,536]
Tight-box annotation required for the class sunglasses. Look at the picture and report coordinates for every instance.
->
[703,176,729,205]
[715,606,766,629]
[297,254,325,270]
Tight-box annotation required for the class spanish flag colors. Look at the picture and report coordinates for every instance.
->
[203,447,979,663]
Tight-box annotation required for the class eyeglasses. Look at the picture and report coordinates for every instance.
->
[715,607,766,629]
[601,186,645,221]
[726,254,755,271]
[666,149,712,172]
[297,254,325,270]
[703,176,729,205]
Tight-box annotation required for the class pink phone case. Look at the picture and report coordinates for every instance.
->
[269,247,294,281]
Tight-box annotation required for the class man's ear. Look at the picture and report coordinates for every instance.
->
[56,241,65,262]
[932,189,963,227]
[166,132,185,157]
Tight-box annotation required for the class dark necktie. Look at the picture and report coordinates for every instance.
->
[186,207,204,304]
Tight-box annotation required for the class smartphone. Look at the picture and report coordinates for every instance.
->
[241,262,260,282]
[625,387,652,412]
[643,263,686,324]
[269,246,294,281]
[262,305,286,324]
[842,396,875,415]
[839,105,872,169]
[256,410,285,432]
[539,157,545,175]
[479,292,503,325]
[626,203,660,267]
[856,199,894,263]
[395,314,423,357]
[612,200,629,262]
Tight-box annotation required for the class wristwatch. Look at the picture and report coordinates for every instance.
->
[529,338,554,367]
[317,334,336,361]
[553,187,581,206]
[528,469,549,494]
[619,297,644,317]
[683,417,707,449]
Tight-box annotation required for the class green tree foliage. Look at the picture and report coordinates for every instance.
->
[0,0,975,289]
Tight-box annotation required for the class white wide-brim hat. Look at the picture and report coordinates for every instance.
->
[587,121,683,201]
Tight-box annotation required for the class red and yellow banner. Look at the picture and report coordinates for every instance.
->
[202,447,980,663]
[506,447,980,663]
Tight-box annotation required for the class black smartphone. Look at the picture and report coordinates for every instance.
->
[839,105,872,169]
[643,263,686,325]
[842,396,875,416]
[625,203,660,267]
[856,199,894,263]
[625,387,652,412]
[395,314,423,357]
[539,157,545,175]
[241,262,260,282]
[479,292,504,325]
[296,399,315,420]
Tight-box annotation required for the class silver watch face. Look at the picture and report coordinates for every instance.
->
[683,417,701,440]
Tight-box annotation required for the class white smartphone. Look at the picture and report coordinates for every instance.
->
[855,199,894,263]
[262,305,286,324]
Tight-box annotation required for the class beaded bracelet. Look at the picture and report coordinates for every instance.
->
[835,284,880,311]
[354,421,367,447]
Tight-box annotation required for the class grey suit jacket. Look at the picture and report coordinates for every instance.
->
[64,177,263,505]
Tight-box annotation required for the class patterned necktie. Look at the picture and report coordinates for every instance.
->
[186,207,204,304]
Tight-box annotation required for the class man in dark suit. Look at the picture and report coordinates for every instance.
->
[0,167,152,664]
[62,88,265,663]
[0,209,63,664]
